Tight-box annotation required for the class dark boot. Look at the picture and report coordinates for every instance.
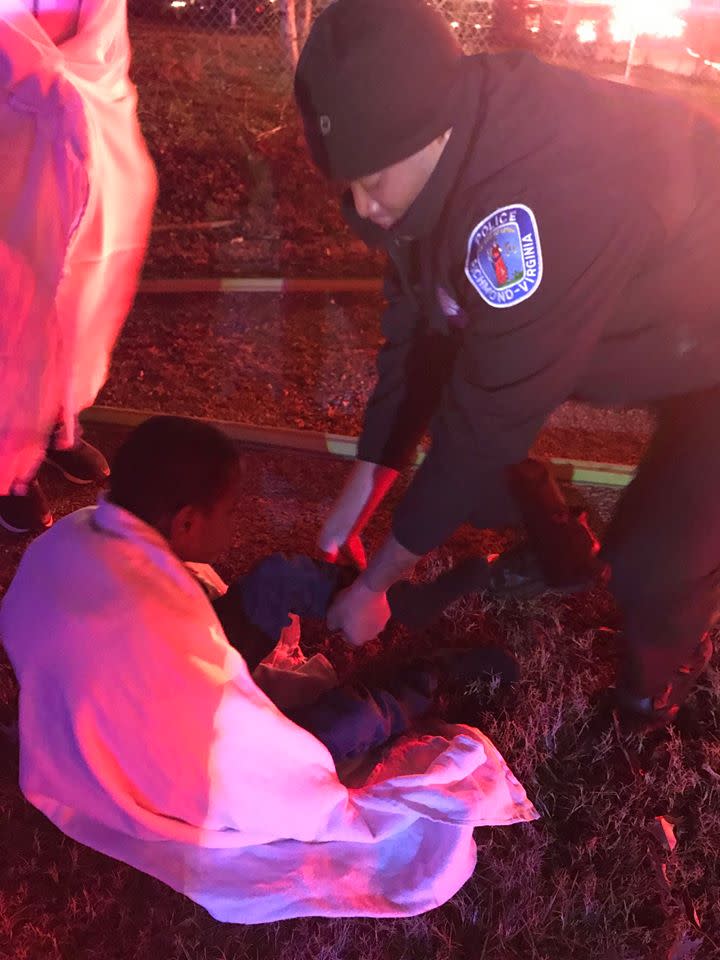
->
[506,458,606,590]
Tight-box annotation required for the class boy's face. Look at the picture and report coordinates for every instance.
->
[348,130,452,230]
[169,471,242,565]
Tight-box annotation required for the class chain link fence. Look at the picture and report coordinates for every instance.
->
[128,1,720,87]
[128,1,720,275]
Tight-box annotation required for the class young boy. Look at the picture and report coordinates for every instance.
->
[1,416,535,922]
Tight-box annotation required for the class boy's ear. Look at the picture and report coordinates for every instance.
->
[169,504,196,542]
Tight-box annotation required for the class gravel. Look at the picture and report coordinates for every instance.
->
[99,291,653,466]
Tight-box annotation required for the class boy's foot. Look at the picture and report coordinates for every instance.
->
[0,481,53,535]
[389,538,605,632]
[45,438,110,485]
[485,539,603,600]
[388,557,494,630]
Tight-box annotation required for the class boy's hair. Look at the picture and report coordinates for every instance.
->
[109,416,239,527]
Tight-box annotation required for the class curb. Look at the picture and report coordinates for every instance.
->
[138,277,384,295]
[81,405,636,489]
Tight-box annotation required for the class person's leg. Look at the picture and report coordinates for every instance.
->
[0,418,109,535]
[213,553,432,759]
[602,385,720,723]
[390,459,603,630]
[216,553,520,761]
[286,665,437,764]
[236,553,356,642]
[44,418,110,485]
[388,464,519,628]
[0,422,56,535]
[287,647,521,764]
[213,553,356,670]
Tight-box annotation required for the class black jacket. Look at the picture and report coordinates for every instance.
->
[347,52,720,555]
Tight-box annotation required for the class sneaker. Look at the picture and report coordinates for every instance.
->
[388,557,495,630]
[615,634,714,729]
[389,519,605,631]
[45,438,110,485]
[0,481,53,534]
[388,545,594,631]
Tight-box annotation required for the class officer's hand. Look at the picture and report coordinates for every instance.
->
[327,578,390,648]
[318,461,399,571]
[318,519,367,570]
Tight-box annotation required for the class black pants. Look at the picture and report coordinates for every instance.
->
[212,555,436,763]
[467,388,720,699]
[600,385,720,697]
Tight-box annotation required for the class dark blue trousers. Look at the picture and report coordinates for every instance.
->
[212,554,435,763]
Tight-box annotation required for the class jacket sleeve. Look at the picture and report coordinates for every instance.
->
[391,194,648,556]
[357,262,458,470]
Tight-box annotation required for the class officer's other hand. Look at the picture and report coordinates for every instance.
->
[327,578,390,648]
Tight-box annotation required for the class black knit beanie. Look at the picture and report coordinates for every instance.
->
[294,0,465,181]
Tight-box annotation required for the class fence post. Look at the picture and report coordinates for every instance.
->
[301,0,312,51]
[624,28,638,82]
[281,0,300,68]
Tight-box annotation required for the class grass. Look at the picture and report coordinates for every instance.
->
[1,471,720,960]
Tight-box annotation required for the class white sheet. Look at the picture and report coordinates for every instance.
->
[0,500,538,922]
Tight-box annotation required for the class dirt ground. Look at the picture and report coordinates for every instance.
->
[129,25,384,280]
[98,291,654,466]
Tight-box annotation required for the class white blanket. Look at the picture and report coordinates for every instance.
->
[0,0,157,492]
[0,500,538,923]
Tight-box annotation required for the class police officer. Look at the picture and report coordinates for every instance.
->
[294,0,720,726]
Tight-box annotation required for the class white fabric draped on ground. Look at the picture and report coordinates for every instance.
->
[0,500,538,923]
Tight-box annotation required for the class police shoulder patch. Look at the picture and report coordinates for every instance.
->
[464,203,543,309]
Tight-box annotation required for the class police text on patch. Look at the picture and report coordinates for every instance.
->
[464,204,543,309]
